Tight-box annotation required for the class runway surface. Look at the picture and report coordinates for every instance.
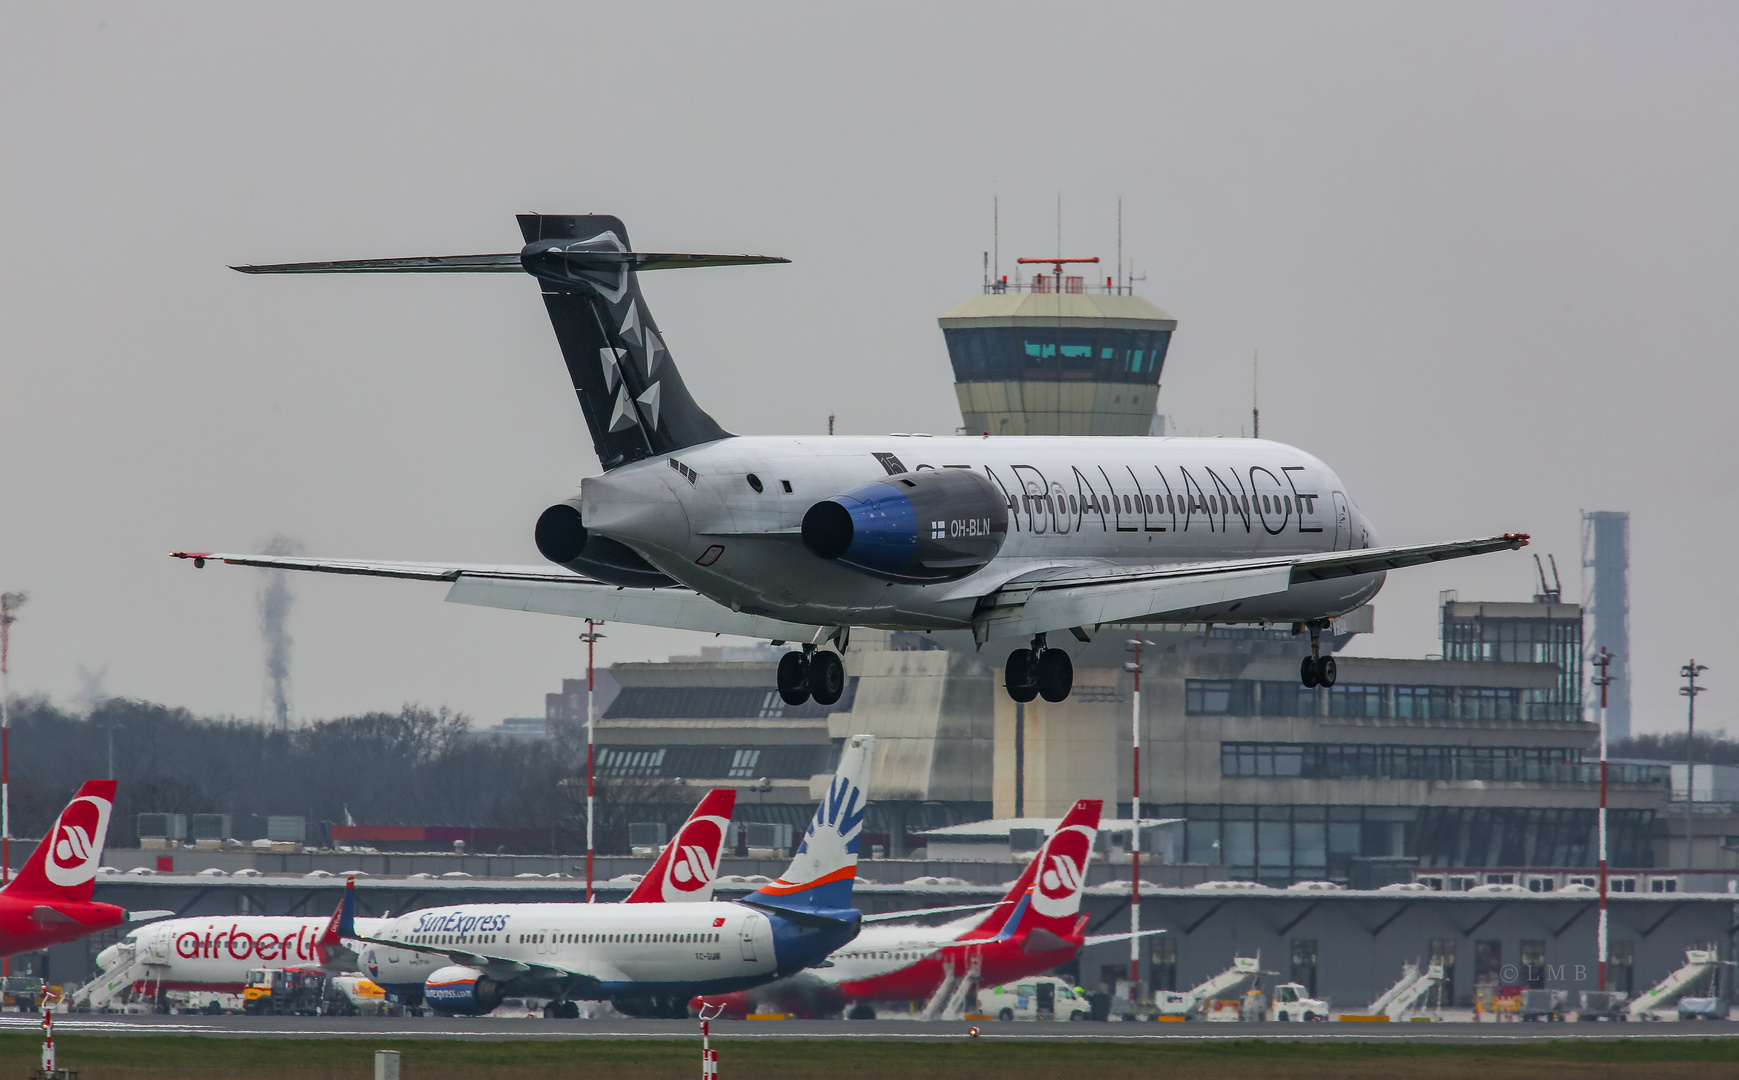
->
[10,1014,1737,1043]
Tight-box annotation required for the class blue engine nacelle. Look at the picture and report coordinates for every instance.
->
[423,965,505,1016]
[802,469,1009,583]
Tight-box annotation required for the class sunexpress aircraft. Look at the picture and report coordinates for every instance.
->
[176,215,1527,703]
[343,737,877,1018]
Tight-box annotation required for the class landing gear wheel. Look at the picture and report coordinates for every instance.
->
[998,1008,1015,1021]
[847,1002,876,1020]
[1316,655,1337,687]
[808,651,845,706]
[1300,656,1320,688]
[777,651,811,705]
[1005,649,1039,703]
[1037,649,1073,702]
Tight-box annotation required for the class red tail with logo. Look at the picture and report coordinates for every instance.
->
[962,798,1101,940]
[626,788,736,903]
[6,780,117,902]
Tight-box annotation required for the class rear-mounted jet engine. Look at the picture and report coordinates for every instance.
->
[535,499,675,588]
[801,469,1009,584]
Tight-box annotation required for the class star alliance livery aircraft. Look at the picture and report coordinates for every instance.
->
[176,215,1527,703]
[346,737,875,1018]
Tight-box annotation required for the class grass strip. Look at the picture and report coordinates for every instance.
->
[10,1032,1737,1079]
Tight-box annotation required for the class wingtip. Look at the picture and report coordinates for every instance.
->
[171,551,211,568]
[1504,533,1531,550]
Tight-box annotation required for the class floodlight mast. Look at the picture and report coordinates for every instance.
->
[579,621,606,902]
[0,591,26,888]
[1124,637,1151,998]
[1590,647,1615,991]
[1679,660,1707,871]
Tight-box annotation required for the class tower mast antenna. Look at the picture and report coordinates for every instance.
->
[1117,197,1123,294]
[1252,350,1260,439]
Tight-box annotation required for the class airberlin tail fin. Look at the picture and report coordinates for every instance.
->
[964,798,1101,941]
[627,788,736,903]
[6,780,117,902]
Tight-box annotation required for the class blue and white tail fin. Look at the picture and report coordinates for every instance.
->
[751,735,873,914]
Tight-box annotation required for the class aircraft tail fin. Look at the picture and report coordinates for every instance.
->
[230,215,788,471]
[751,736,873,914]
[627,788,736,903]
[968,799,1100,942]
[5,780,117,903]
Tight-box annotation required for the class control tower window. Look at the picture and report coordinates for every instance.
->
[944,328,1173,384]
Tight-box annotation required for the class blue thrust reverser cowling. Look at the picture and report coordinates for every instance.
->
[802,469,1009,583]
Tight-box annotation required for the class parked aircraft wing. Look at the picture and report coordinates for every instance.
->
[171,551,819,639]
[860,902,1001,924]
[972,533,1527,641]
[1082,929,1170,949]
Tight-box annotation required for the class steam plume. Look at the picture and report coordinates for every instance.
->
[258,535,303,731]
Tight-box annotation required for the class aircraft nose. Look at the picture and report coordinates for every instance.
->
[581,466,693,561]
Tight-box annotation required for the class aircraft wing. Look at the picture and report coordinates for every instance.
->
[171,551,820,639]
[859,902,1003,924]
[972,533,1528,642]
[1082,928,1169,949]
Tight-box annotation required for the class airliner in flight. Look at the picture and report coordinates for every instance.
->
[176,215,1527,703]
[345,738,875,1018]
[79,789,736,1011]
[694,798,1144,1019]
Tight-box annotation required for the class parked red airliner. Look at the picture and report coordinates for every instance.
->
[695,798,1149,1019]
[0,780,128,958]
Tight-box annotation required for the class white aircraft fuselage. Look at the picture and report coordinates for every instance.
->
[582,434,1383,632]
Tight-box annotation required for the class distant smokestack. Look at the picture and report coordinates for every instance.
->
[258,535,303,732]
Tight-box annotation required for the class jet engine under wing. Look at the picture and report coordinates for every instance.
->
[170,552,819,640]
[973,533,1527,642]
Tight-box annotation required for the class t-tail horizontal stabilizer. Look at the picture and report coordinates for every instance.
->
[231,214,785,470]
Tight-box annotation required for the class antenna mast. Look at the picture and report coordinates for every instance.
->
[1116,197,1123,294]
[1252,350,1259,439]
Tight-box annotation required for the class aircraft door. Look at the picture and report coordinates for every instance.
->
[1036,980,1055,1017]
[739,913,762,962]
[1332,492,1350,550]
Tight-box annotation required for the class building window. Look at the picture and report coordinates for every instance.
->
[1186,680,1256,715]
[595,748,667,777]
[1394,685,1452,719]
[726,749,762,779]
[1328,684,1385,718]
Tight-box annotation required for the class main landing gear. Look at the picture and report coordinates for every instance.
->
[777,645,845,707]
[1298,620,1337,688]
[1005,635,1073,703]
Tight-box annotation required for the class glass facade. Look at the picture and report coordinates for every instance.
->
[942,326,1173,384]
[1220,741,1670,785]
[1442,603,1583,723]
[1150,802,1657,885]
[1187,679,1538,721]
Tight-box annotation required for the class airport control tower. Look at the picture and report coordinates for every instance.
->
[938,257,1176,436]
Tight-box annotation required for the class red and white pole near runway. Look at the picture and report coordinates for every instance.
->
[40,990,57,1076]
[580,621,605,904]
[1590,647,1615,991]
[1124,637,1149,1004]
[698,1002,723,1078]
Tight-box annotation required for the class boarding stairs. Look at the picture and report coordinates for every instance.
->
[1377,962,1444,1019]
[1625,949,1719,1020]
[921,949,983,1021]
[1185,955,1261,1018]
[69,946,158,1012]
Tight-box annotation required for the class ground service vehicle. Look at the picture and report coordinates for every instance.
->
[977,977,1089,1021]
[1267,982,1328,1022]
[243,967,327,1016]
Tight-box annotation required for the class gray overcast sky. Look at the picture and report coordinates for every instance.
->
[2,3,1733,736]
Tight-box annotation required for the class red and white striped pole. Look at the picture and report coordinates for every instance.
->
[580,621,605,903]
[40,993,56,1076]
[699,1003,722,1079]
[1590,647,1615,991]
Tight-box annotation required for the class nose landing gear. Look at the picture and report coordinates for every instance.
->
[1298,620,1337,688]
[1005,635,1074,703]
[776,645,846,707]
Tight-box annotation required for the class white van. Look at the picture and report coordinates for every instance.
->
[978,977,1090,1022]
